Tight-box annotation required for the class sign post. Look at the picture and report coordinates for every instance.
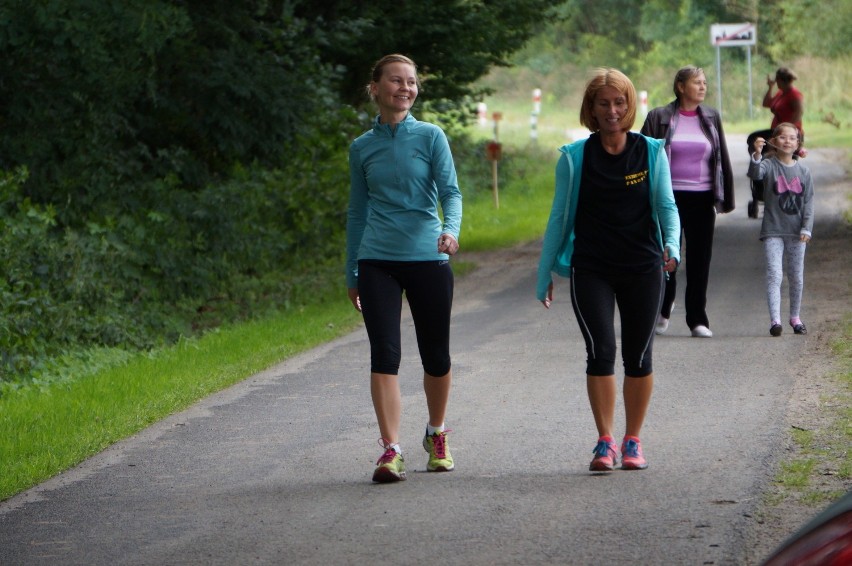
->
[477,102,488,126]
[487,112,503,208]
[710,23,757,119]
[530,88,541,143]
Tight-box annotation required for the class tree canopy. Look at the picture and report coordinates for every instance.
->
[0,1,554,218]
[492,0,851,121]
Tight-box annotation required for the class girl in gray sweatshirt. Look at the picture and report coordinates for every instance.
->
[748,122,815,337]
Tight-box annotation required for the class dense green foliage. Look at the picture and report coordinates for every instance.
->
[757,0,852,61]
[489,0,852,123]
[294,0,551,107]
[0,0,552,382]
[513,0,852,75]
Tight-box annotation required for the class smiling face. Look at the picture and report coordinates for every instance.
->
[370,61,418,124]
[592,85,629,135]
[771,124,800,157]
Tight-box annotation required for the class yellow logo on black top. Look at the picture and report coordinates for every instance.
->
[625,169,647,187]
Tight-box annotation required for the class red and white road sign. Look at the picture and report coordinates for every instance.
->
[710,23,756,47]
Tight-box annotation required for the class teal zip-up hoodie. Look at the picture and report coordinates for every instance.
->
[346,114,462,288]
[536,135,680,301]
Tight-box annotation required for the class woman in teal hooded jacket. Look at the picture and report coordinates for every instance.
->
[536,68,680,473]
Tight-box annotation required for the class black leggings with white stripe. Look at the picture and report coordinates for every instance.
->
[570,267,664,377]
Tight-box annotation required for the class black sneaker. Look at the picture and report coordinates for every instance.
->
[770,323,782,337]
[793,322,807,335]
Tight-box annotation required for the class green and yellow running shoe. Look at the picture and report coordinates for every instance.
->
[372,446,406,483]
[422,429,454,472]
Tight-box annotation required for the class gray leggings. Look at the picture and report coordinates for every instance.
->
[764,236,806,323]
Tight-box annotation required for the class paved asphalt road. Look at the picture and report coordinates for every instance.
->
[0,135,848,565]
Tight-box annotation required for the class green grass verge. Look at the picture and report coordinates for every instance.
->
[775,315,852,500]
[459,152,555,251]
[0,295,362,501]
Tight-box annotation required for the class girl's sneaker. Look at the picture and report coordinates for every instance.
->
[589,436,618,471]
[792,322,807,335]
[770,323,783,337]
[621,436,648,470]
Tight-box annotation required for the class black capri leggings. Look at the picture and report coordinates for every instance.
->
[358,260,454,377]
[570,267,664,377]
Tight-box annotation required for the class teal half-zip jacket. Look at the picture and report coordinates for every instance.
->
[536,135,681,301]
[346,113,462,288]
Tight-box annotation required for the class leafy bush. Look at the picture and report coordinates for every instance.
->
[0,104,360,384]
[0,1,336,225]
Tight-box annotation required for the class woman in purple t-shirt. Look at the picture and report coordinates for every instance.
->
[640,65,735,338]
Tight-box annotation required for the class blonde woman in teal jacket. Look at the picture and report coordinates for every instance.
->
[536,68,680,473]
[347,54,462,484]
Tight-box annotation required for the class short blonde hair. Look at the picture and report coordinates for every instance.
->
[579,68,637,133]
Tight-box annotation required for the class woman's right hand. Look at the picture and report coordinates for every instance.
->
[766,74,775,87]
[348,288,362,312]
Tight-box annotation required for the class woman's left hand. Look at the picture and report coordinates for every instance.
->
[347,288,362,312]
[663,249,678,273]
[438,233,459,255]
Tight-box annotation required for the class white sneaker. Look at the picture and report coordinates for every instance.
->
[656,303,674,335]
[691,325,713,338]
